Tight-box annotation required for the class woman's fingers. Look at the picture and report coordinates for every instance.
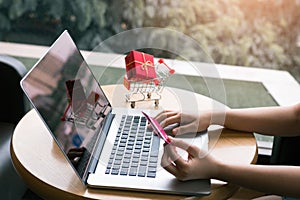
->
[172,123,197,136]
[161,147,178,176]
[167,143,187,166]
[161,138,202,181]
[155,110,180,127]
[155,110,202,136]
[169,137,200,158]
[161,137,196,167]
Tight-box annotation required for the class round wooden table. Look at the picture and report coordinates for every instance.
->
[11,85,257,200]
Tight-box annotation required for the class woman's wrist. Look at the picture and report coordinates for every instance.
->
[210,110,227,127]
[210,158,224,179]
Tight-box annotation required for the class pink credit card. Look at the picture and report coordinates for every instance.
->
[142,111,171,144]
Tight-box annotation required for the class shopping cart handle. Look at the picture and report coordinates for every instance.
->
[158,59,175,74]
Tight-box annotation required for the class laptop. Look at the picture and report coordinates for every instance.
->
[20,30,211,196]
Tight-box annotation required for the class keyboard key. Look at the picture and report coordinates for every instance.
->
[124,153,131,159]
[149,163,157,168]
[138,166,147,177]
[140,161,148,166]
[112,165,120,170]
[150,136,160,156]
[137,133,144,137]
[121,135,128,140]
[125,150,132,155]
[141,152,149,157]
[141,156,148,161]
[149,157,158,163]
[114,160,121,165]
[122,163,130,168]
[128,137,135,142]
[147,172,156,178]
[106,163,112,169]
[133,153,140,158]
[144,140,151,144]
[120,168,129,175]
[134,149,141,154]
[145,132,152,136]
[127,141,134,146]
[119,143,126,147]
[131,162,138,168]
[108,159,113,164]
[120,139,127,143]
[129,167,137,176]
[148,167,157,172]
[111,169,119,175]
[126,146,133,150]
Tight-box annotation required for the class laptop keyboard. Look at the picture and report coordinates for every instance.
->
[105,115,160,178]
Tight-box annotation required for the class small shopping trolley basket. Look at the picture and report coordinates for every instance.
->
[61,80,110,130]
[123,59,175,108]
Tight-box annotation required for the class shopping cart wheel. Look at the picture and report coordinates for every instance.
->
[131,102,135,108]
[154,99,159,107]
[147,93,151,99]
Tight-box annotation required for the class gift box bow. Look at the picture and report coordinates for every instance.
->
[126,51,155,78]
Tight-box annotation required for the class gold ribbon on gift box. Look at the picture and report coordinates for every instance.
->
[126,52,154,78]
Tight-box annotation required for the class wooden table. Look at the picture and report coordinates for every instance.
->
[11,85,257,200]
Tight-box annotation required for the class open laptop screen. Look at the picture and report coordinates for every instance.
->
[21,31,112,179]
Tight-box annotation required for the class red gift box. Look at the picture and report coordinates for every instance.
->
[125,50,156,80]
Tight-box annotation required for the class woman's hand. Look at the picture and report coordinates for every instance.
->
[155,110,211,136]
[161,137,219,181]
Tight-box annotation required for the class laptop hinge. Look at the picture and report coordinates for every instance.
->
[87,112,115,175]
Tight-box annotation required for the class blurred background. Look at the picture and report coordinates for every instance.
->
[0,0,300,81]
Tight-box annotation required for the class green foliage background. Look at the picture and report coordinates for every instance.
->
[1,0,300,80]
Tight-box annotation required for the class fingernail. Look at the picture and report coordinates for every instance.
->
[172,129,178,135]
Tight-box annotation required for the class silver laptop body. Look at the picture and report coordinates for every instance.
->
[20,30,211,196]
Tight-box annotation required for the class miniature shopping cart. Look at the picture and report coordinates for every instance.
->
[124,59,175,108]
[61,80,110,130]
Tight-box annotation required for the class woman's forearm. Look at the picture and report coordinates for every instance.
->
[215,162,300,198]
[212,104,300,136]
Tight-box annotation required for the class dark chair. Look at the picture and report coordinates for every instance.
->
[270,136,300,166]
[0,55,28,199]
